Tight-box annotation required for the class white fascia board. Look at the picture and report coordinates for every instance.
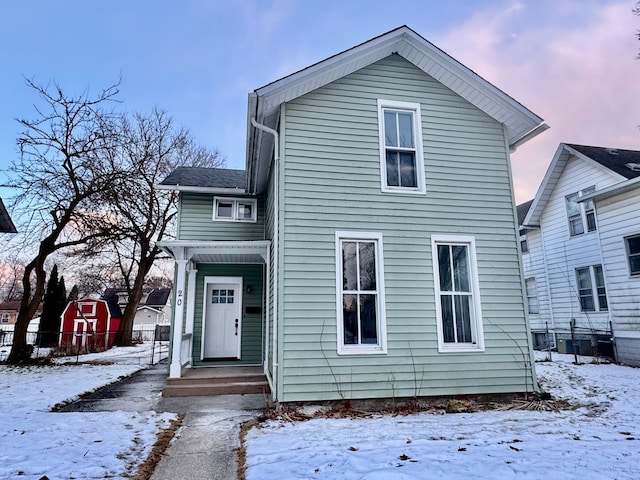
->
[578,176,640,203]
[155,184,246,195]
[523,143,569,227]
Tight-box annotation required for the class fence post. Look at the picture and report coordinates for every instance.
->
[570,318,579,364]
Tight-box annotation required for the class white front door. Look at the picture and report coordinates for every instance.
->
[203,279,242,359]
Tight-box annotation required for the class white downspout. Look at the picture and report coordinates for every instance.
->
[251,117,279,401]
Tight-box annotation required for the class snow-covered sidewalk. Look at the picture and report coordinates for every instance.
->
[244,353,640,479]
[0,343,175,479]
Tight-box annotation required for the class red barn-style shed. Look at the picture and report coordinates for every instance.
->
[59,299,121,351]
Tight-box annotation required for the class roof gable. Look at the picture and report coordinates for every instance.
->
[247,25,547,193]
[0,198,17,233]
[524,143,638,226]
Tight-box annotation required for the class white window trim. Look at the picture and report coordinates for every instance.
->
[77,302,97,317]
[213,197,257,223]
[575,265,607,312]
[431,234,485,353]
[624,234,640,277]
[566,186,596,236]
[525,277,539,315]
[335,231,387,355]
[377,99,426,195]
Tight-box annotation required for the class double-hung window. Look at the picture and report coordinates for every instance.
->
[377,99,425,194]
[525,277,539,314]
[575,265,607,311]
[336,231,387,354]
[432,235,484,352]
[213,197,257,222]
[565,186,596,236]
[625,235,640,276]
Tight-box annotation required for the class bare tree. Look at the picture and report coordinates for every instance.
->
[0,256,28,302]
[95,109,223,346]
[3,79,124,363]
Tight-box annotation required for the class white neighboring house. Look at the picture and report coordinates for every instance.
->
[519,143,640,366]
[101,288,172,328]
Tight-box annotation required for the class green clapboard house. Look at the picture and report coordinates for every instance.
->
[158,26,547,404]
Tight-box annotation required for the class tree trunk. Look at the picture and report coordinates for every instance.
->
[7,259,47,363]
[114,252,157,346]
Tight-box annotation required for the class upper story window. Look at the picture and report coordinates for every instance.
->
[213,197,257,223]
[432,235,484,352]
[519,228,528,253]
[377,99,425,195]
[575,265,607,312]
[335,231,387,355]
[565,186,596,236]
[625,235,640,276]
[1,313,9,323]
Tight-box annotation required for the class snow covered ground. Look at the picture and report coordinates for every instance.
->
[244,353,640,479]
[0,343,175,479]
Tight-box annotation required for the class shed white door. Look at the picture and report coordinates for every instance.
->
[203,281,241,359]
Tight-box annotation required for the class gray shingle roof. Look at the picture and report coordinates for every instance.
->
[0,198,16,233]
[567,144,640,179]
[160,167,246,189]
[516,199,533,226]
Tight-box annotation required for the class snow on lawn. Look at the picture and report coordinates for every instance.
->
[245,353,640,479]
[0,344,175,479]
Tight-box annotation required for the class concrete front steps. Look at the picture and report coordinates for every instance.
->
[163,365,269,397]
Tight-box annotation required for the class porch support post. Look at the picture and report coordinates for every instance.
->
[170,258,189,378]
[185,263,198,337]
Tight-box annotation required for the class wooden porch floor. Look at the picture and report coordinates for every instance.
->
[162,365,269,397]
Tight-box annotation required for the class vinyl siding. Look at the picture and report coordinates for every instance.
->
[522,228,553,332]
[190,263,264,366]
[277,54,534,402]
[594,188,640,366]
[177,192,265,241]
[535,156,620,335]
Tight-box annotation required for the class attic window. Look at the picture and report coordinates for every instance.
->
[625,163,640,172]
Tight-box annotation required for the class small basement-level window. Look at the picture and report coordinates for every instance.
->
[626,235,640,276]
[213,197,257,222]
[377,99,425,194]
[336,231,387,355]
[432,235,484,352]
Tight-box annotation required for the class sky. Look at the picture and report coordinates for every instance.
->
[0,0,639,204]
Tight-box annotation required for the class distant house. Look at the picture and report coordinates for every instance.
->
[0,198,16,233]
[101,288,171,326]
[59,298,121,350]
[159,26,547,403]
[0,301,42,326]
[519,143,640,366]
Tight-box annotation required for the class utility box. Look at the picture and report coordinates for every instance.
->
[557,339,593,356]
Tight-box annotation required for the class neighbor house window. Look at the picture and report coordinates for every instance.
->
[335,231,387,354]
[213,197,257,222]
[377,99,425,194]
[566,186,596,236]
[1,313,9,323]
[519,228,529,253]
[525,277,539,314]
[625,235,640,276]
[575,265,607,312]
[432,235,484,352]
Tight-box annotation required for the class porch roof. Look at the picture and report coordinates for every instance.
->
[157,240,270,264]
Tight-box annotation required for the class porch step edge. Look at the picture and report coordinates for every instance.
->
[162,381,269,397]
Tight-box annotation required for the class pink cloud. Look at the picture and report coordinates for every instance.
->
[435,1,640,203]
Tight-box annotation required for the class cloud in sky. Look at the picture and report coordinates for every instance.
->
[437,1,640,202]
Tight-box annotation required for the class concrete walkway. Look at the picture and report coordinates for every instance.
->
[60,362,268,480]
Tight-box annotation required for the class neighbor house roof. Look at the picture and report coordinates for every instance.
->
[523,143,640,227]
[101,288,171,310]
[0,198,17,233]
[158,167,247,194]
[247,25,547,194]
[516,199,533,226]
